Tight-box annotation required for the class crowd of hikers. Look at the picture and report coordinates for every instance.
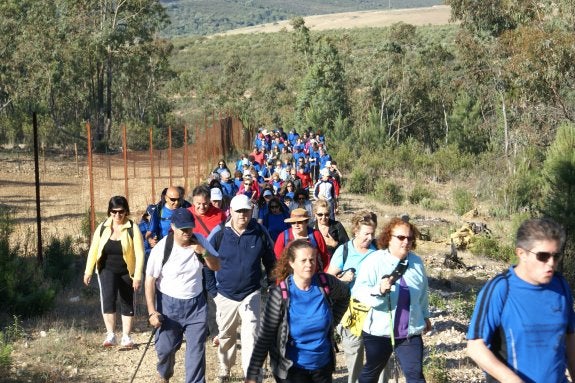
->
[84,127,575,383]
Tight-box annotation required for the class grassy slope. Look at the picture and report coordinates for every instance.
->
[159,0,444,36]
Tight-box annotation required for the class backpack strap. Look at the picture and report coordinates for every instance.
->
[307,232,318,249]
[162,232,175,267]
[342,242,349,267]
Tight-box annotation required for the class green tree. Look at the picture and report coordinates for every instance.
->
[541,123,575,233]
[295,36,350,132]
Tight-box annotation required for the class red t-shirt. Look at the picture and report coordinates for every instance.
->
[273,228,331,272]
[188,205,226,237]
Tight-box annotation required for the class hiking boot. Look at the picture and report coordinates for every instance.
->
[102,333,116,347]
[120,334,134,348]
[156,375,169,383]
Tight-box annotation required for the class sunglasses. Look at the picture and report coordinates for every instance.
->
[297,197,306,201]
[167,197,180,202]
[270,205,280,209]
[244,182,252,186]
[523,248,562,263]
[110,209,125,215]
[392,234,414,242]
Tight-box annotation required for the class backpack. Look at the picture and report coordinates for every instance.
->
[283,229,318,249]
[99,219,134,239]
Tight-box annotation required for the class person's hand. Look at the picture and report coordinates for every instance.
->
[379,277,393,295]
[133,279,141,291]
[339,269,355,283]
[83,274,91,286]
[323,232,338,248]
[148,236,158,248]
[149,312,163,328]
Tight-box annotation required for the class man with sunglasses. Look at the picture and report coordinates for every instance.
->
[467,218,575,383]
[146,186,182,249]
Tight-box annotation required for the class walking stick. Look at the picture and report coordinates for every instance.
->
[130,315,163,383]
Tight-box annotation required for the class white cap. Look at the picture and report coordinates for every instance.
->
[210,188,223,201]
[230,194,253,211]
[263,189,273,197]
[320,168,330,177]
[325,161,332,167]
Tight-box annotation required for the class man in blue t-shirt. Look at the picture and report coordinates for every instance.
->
[467,218,575,383]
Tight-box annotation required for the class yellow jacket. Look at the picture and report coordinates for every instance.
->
[84,217,145,281]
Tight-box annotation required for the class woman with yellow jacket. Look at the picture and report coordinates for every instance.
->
[84,196,145,348]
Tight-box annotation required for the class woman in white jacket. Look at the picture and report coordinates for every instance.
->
[352,217,431,383]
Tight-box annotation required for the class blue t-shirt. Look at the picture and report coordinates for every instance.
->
[286,275,332,370]
[262,213,288,242]
[467,266,575,383]
[330,240,377,290]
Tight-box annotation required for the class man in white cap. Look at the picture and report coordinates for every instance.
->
[145,208,220,383]
[207,194,276,382]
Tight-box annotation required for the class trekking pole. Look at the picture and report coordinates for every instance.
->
[130,315,163,383]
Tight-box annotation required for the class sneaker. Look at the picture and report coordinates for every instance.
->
[102,333,116,347]
[121,334,134,347]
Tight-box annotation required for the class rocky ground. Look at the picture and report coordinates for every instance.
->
[0,154,505,383]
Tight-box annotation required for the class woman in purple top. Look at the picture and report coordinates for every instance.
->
[352,217,431,383]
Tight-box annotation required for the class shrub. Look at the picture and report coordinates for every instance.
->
[373,179,403,205]
[423,346,449,383]
[469,236,514,262]
[347,169,374,194]
[452,187,473,216]
[43,237,77,290]
[420,197,447,211]
[0,207,57,319]
[409,184,434,205]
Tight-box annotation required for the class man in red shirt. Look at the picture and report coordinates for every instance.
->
[188,185,227,237]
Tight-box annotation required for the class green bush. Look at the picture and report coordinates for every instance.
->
[0,206,57,319]
[452,188,473,216]
[423,346,449,383]
[469,236,514,262]
[347,169,374,194]
[374,179,404,206]
[420,197,448,211]
[43,237,77,290]
[409,184,434,205]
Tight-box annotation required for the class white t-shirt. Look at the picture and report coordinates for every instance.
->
[146,236,210,299]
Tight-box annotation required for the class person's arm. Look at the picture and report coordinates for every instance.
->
[245,287,283,382]
[467,339,523,383]
[84,224,103,285]
[131,223,145,289]
[145,276,163,328]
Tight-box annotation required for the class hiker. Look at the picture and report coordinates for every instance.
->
[326,210,379,383]
[84,195,145,348]
[353,217,431,383]
[245,239,350,383]
[145,208,220,383]
[313,169,337,220]
[188,185,226,238]
[289,189,315,227]
[207,194,276,382]
[274,208,330,272]
[260,196,290,242]
[467,217,575,382]
[313,200,349,257]
[146,186,183,248]
[213,159,231,177]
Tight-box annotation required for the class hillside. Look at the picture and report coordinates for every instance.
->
[159,0,444,36]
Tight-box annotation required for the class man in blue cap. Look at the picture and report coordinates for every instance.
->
[145,208,220,383]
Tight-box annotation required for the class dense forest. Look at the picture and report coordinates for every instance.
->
[159,0,443,36]
[1,0,575,272]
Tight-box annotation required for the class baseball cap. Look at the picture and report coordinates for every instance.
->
[263,189,273,197]
[284,208,310,223]
[320,168,330,177]
[171,208,195,229]
[211,188,223,201]
[230,194,253,212]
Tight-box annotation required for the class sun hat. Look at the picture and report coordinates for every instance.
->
[284,208,310,223]
[171,208,196,229]
[230,194,253,212]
